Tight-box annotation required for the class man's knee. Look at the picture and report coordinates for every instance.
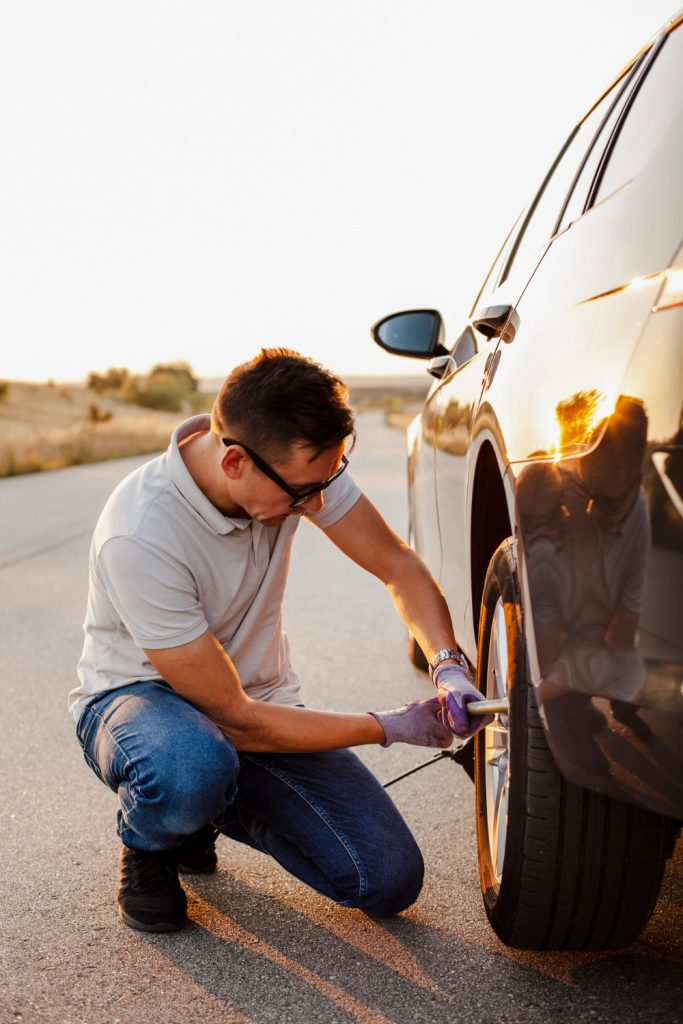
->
[361,839,425,917]
[333,835,424,918]
[133,729,239,840]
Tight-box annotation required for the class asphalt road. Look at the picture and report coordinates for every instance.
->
[1,412,681,1024]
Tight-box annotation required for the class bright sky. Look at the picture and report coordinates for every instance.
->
[1,1,676,384]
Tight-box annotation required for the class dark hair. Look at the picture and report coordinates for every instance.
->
[211,348,355,462]
[586,395,648,475]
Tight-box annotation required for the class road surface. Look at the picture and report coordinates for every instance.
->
[1,413,681,1023]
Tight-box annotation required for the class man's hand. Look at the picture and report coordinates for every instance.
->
[368,696,455,748]
[433,663,494,738]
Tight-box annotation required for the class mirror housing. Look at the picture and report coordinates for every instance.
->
[371,309,447,360]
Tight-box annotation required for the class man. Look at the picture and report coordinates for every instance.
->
[70,349,488,933]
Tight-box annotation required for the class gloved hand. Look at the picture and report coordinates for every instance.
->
[433,662,494,738]
[368,697,455,748]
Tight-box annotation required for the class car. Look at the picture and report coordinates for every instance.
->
[371,8,683,951]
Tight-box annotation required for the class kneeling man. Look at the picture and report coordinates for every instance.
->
[70,348,487,932]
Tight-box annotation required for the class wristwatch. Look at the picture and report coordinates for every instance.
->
[429,647,469,680]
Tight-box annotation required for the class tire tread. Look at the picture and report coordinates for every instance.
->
[475,539,674,951]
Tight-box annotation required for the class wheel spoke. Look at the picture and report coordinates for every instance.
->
[484,597,510,886]
[494,776,509,878]
[492,602,508,698]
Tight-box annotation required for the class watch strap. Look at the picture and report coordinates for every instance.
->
[429,647,468,680]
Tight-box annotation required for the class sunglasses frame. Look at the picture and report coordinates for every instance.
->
[221,437,349,509]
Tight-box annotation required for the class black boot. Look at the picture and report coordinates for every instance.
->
[176,825,219,874]
[117,846,187,932]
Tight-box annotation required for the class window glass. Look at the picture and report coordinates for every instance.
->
[467,214,522,317]
[451,327,477,366]
[595,28,683,204]
[557,57,644,232]
[501,75,630,283]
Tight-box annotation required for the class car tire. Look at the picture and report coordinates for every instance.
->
[408,634,429,672]
[474,538,676,950]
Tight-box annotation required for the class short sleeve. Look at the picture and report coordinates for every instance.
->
[305,469,362,529]
[97,535,209,649]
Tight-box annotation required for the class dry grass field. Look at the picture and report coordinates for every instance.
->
[0,382,193,476]
[0,377,428,477]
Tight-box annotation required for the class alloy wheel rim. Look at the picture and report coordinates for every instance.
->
[485,597,510,886]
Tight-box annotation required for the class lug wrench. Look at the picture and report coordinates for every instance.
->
[382,696,509,789]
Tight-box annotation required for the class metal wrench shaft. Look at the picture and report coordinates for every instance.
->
[467,697,509,716]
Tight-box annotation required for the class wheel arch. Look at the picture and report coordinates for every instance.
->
[469,438,514,643]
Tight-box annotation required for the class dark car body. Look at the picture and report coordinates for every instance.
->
[373,10,683,948]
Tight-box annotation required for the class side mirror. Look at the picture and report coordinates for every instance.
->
[371,309,447,359]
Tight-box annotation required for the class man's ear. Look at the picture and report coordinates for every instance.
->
[221,445,245,480]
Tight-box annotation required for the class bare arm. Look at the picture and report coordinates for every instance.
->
[605,606,639,651]
[321,494,459,664]
[143,629,384,752]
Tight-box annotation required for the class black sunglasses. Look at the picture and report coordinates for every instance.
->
[221,437,349,509]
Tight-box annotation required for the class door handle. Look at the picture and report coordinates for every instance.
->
[472,305,518,343]
[427,355,456,380]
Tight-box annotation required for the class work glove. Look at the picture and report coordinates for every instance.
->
[433,662,494,738]
[368,696,455,749]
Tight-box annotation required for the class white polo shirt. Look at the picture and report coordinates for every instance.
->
[69,415,361,721]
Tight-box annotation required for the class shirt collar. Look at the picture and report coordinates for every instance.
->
[166,414,252,536]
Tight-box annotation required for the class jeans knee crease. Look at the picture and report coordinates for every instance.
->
[242,755,368,899]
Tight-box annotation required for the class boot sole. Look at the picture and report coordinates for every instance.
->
[119,908,187,933]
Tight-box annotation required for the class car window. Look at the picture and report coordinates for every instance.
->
[450,327,477,367]
[556,55,646,232]
[594,27,683,205]
[500,73,636,285]
[467,213,522,318]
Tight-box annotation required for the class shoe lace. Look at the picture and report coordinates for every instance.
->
[128,850,177,892]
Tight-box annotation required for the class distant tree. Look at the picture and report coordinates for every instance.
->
[87,367,130,393]
[149,361,198,393]
[122,361,200,412]
[0,381,8,402]
[123,373,185,413]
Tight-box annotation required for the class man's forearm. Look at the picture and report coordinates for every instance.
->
[217,701,385,753]
[145,632,386,752]
[386,548,459,664]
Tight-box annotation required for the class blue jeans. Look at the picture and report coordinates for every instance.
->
[76,680,424,916]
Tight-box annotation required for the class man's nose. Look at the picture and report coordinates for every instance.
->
[302,490,324,513]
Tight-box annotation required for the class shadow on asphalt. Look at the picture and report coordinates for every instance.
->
[137,845,683,1024]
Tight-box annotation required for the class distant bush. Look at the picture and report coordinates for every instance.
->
[122,375,184,412]
[122,361,201,413]
[149,361,198,392]
[86,361,203,413]
[0,381,8,402]
[88,403,113,424]
[87,367,130,393]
